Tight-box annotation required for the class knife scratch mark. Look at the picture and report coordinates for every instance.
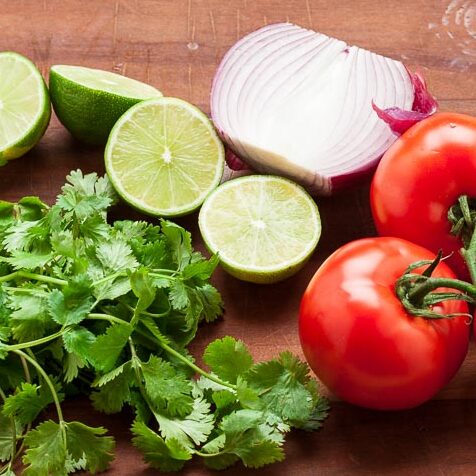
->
[146,48,151,84]
[187,0,192,37]
[305,0,314,28]
[113,0,120,49]
[209,9,218,64]
[188,63,193,101]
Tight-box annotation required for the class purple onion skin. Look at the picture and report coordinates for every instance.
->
[225,147,250,171]
[372,71,438,135]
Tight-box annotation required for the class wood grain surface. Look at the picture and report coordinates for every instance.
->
[3,0,476,474]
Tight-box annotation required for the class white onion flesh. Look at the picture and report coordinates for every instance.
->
[211,23,414,195]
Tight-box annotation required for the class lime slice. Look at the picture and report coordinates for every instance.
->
[49,65,162,145]
[0,52,51,161]
[105,97,225,217]
[199,175,321,284]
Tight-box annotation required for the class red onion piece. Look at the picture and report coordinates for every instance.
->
[372,72,438,135]
[211,23,416,195]
[225,147,250,171]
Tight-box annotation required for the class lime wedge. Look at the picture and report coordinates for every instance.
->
[199,175,321,284]
[0,52,51,161]
[49,65,162,145]
[105,97,225,217]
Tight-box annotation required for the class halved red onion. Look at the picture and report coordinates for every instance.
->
[211,23,425,195]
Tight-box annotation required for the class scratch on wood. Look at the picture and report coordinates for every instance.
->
[236,8,241,40]
[188,64,193,101]
[305,0,314,28]
[43,0,47,11]
[243,0,247,8]
[263,15,268,26]
[113,1,120,49]
[209,10,219,64]
[286,14,290,23]
[187,0,192,36]
[146,49,151,83]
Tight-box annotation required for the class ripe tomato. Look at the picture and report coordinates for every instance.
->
[371,113,476,278]
[299,237,470,410]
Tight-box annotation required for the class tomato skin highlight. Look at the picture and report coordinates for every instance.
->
[299,237,470,410]
[371,112,476,278]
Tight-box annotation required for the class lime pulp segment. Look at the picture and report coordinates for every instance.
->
[0,52,50,160]
[199,175,321,282]
[105,97,225,217]
[50,65,161,99]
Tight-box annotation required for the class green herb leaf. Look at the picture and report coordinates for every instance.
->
[204,337,253,384]
[141,355,193,418]
[65,421,115,473]
[22,420,67,476]
[88,324,131,372]
[2,382,55,426]
[131,420,191,472]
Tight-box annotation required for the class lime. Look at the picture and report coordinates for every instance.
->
[0,52,51,161]
[199,175,321,284]
[105,97,225,217]
[49,65,162,145]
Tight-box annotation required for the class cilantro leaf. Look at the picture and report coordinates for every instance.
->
[141,355,193,418]
[2,382,55,426]
[62,326,96,356]
[47,275,94,326]
[65,421,115,473]
[7,292,52,342]
[91,362,132,414]
[22,420,67,476]
[0,412,21,462]
[195,284,223,322]
[96,238,138,273]
[182,255,219,281]
[88,324,132,372]
[244,352,315,425]
[130,268,156,313]
[131,420,191,472]
[203,337,253,384]
[202,410,284,469]
[160,220,192,270]
[3,251,53,270]
[154,394,214,448]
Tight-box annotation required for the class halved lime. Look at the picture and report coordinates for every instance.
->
[0,52,51,161]
[49,65,162,145]
[105,97,225,217]
[199,175,321,284]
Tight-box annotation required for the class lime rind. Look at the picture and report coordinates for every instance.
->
[0,51,51,160]
[105,97,225,217]
[49,65,162,145]
[199,175,321,283]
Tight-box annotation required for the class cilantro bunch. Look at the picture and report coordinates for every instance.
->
[0,171,328,475]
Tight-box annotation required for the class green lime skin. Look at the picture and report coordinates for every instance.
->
[49,67,160,145]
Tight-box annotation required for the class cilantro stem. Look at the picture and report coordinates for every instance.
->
[0,271,66,286]
[5,329,64,352]
[157,340,237,391]
[12,350,64,423]
[87,313,129,326]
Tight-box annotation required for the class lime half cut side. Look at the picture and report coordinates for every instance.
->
[49,65,162,145]
[105,97,225,217]
[199,175,321,284]
[0,52,51,161]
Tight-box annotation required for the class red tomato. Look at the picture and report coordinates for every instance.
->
[299,237,470,410]
[371,113,476,278]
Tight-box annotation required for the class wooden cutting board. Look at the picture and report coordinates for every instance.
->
[2,0,476,474]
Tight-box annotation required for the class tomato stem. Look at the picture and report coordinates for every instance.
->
[407,277,476,305]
